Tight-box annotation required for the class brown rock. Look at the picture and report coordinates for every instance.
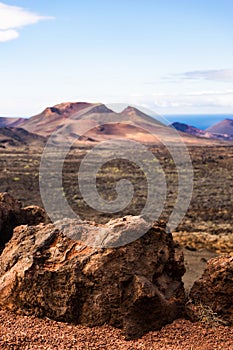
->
[21,205,50,226]
[187,255,233,325]
[0,192,22,249]
[0,216,185,339]
[0,192,49,252]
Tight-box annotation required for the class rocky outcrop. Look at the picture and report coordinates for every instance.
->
[0,216,185,339]
[187,255,233,325]
[0,192,49,251]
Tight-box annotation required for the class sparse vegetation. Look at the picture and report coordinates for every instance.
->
[186,299,229,327]
[0,144,233,237]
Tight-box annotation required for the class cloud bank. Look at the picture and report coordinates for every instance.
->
[0,2,53,42]
[129,90,233,112]
[180,69,233,82]
[152,90,233,108]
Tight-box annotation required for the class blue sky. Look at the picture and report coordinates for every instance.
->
[1,0,233,117]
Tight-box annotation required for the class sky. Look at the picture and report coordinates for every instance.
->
[1,0,233,119]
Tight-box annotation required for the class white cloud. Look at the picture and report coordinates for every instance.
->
[152,90,233,108]
[128,90,233,111]
[179,69,233,82]
[0,2,53,42]
[0,29,19,42]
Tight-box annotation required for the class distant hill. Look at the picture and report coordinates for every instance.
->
[171,122,206,138]
[172,121,233,141]
[0,117,25,128]
[206,118,233,136]
[0,127,46,148]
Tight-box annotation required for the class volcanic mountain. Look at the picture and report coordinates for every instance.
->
[121,106,163,127]
[206,118,233,136]
[0,127,46,148]
[17,102,166,142]
[172,120,233,141]
[18,102,99,137]
[0,117,25,128]
[171,122,207,138]
[2,102,226,145]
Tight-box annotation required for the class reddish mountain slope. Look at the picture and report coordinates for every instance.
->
[121,106,163,127]
[0,117,25,128]
[19,102,98,136]
[206,118,233,135]
[16,102,222,145]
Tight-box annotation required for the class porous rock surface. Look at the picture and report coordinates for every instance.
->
[187,255,233,325]
[0,216,185,339]
[0,192,48,250]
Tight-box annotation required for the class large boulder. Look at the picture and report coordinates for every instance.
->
[0,216,185,339]
[0,192,49,251]
[187,255,233,325]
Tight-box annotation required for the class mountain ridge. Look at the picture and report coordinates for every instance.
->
[206,118,233,135]
[0,102,232,144]
[0,117,25,128]
[0,127,46,148]
[171,119,233,141]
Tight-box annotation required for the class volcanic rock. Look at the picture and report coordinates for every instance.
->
[22,205,49,226]
[187,255,233,325]
[0,216,186,339]
[0,192,49,251]
[0,192,22,249]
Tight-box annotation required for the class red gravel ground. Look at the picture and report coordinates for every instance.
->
[0,310,232,349]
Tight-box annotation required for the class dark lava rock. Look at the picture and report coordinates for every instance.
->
[0,216,185,339]
[0,192,49,251]
[187,255,233,325]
